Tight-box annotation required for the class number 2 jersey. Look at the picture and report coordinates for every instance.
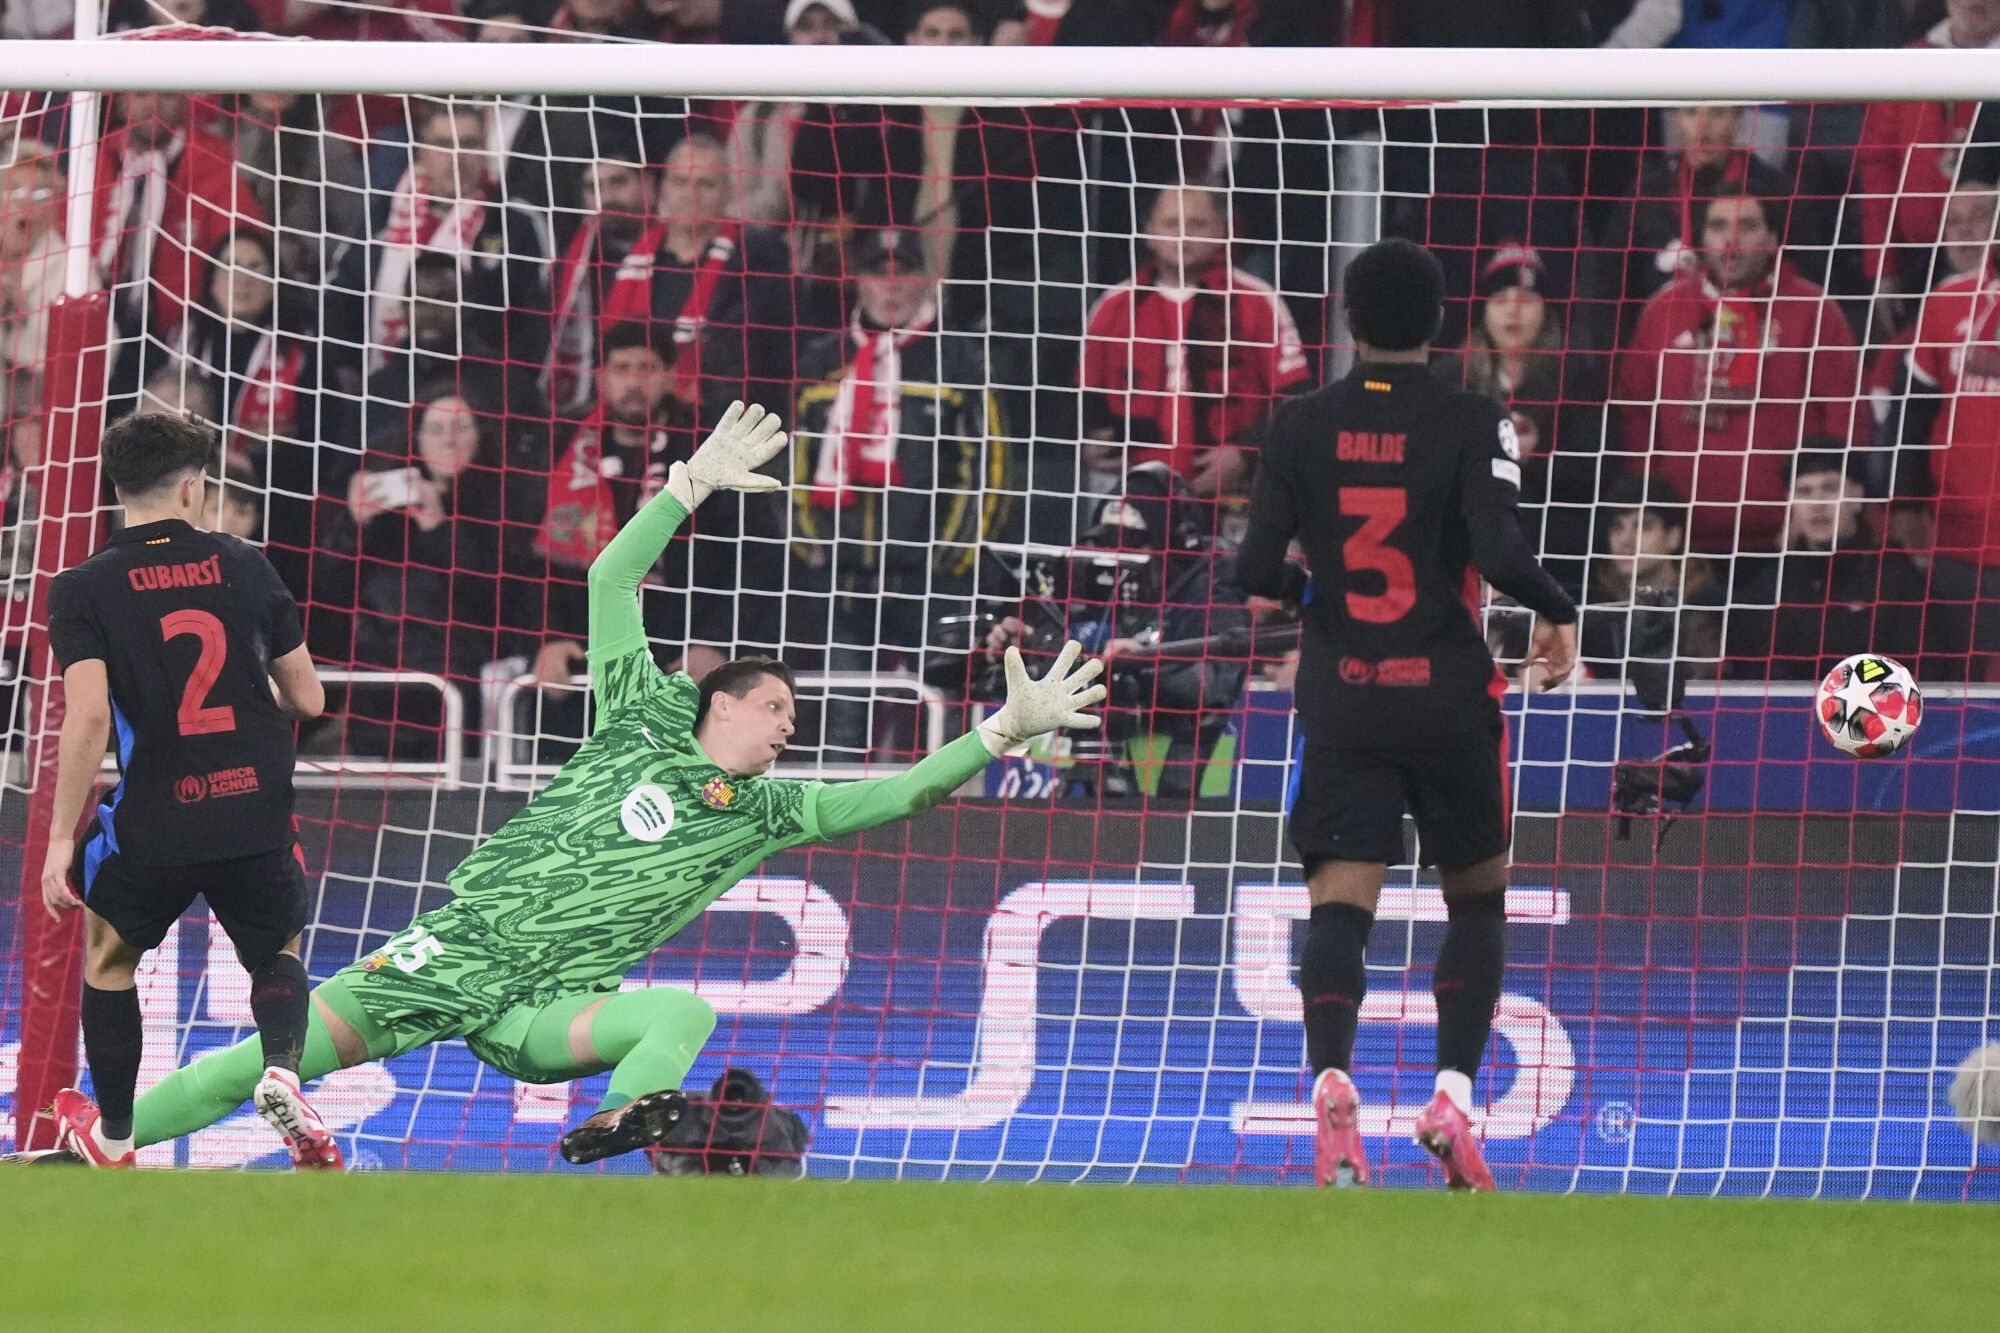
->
[46,519,305,867]
[1239,361,1577,745]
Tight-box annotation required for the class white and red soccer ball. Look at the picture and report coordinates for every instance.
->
[1815,653,1923,759]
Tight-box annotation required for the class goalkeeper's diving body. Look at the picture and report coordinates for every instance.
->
[82,403,1106,1169]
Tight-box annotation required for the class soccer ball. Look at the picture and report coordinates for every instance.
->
[1949,1043,2000,1145]
[1814,653,1922,759]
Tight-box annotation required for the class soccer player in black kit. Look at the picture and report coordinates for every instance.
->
[1238,240,1578,1191]
[36,414,336,1168]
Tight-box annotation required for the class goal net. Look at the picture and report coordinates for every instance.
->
[1,32,1996,1195]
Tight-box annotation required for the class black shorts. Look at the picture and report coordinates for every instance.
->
[74,842,310,971]
[1289,714,1510,872]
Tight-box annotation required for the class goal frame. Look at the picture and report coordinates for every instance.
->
[6,31,1998,1177]
[6,39,2000,104]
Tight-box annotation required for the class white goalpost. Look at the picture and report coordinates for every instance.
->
[0,30,1996,1195]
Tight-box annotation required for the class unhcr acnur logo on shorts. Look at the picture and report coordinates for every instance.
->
[619,784,677,843]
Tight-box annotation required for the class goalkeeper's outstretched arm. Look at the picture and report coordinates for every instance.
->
[809,641,1108,840]
[586,402,789,669]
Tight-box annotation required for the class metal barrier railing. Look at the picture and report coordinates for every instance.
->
[489,670,951,792]
[86,667,467,789]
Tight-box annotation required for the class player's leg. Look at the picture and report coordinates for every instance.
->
[65,911,147,1165]
[467,987,717,1165]
[1433,856,1507,1118]
[134,906,498,1159]
[1289,741,1400,1187]
[203,846,333,1164]
[52,851,198,1167]
[1293,742,1399,1075]
[1406,719,1511,1191]
[130,978,382,1152]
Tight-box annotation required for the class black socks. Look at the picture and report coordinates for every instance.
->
[80,983,143,1141]
[1434,892,1507,1078]
[249,952,311,1075]
[1297,901,1374,1075]
[1299,889,1507,1097]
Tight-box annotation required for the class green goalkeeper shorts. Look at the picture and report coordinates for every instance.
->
[328,904,541,1056]
[325,904,614,1084]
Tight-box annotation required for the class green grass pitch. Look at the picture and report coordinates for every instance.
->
[3,1172,1991,1330]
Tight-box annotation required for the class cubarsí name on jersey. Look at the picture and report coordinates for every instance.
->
[127,555,223,592]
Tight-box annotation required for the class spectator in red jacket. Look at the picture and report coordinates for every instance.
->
[1081,184,1308,499]
[1578,103,1802,352]
[1614,183,1862,554]
[1879,207,2000,679]
[92,91,262,342]
[1855,0,2000,297]
[1863,182,1995,498]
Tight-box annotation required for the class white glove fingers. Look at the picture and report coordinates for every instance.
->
[1046,639,1081,683]
[1003,645,1028,694]
[1064,714,1104,731]
[1068,656,1105,687]
[715,401,746,435]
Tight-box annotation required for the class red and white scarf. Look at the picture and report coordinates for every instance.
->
[1699,270,1776,394]
[809,303,936,510]
[96,135,181,294]
[367,164,490,365]
[235,334,306,438]
[1657,150,1758,279]
[543,215,627,412]
[599,219,741,401]
[601,219,740,337]
[534,413,670,568]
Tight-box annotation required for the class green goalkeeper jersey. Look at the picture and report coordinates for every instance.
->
[340,488,991,1035]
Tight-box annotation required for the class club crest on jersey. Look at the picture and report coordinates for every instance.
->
[700,776,736,810]
[620,783,677,843]
[361,953,388,972]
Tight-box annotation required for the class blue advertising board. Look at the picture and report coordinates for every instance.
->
[2,689,1996,1199]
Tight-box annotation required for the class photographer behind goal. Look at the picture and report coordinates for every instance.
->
[927,463,1250,801]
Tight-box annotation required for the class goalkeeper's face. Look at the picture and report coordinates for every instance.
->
[702,676,798,775]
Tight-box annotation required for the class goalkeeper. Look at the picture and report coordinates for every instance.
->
[88,403,1106,1170]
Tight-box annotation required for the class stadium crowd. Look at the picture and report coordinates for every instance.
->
[0,0,1998,772]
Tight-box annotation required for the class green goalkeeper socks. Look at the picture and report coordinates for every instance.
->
[594,989,717,1112]
[131,1001,347,1149]
[512,988,718,1114]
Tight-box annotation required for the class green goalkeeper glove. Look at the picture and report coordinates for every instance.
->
[976,639,1109,758]
[666,401,788,509]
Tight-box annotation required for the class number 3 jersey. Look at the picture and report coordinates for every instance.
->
[1244,361,1574,744]
[47,519,305,867]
